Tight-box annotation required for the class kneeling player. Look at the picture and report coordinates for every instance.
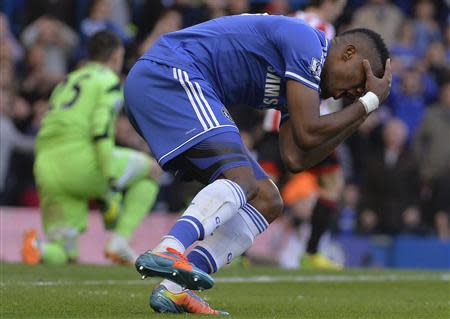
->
[22,31,160,266]
[125,14,391,314]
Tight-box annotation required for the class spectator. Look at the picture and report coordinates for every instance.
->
[432,176,450,240]
[401,206,432,236]
[0,60,15,90]
[202,0,228,19]
[293,0,347,39]
[412,0,442,54]
[388,67,438,140]
[21,15,79,75]
[171,0,205,28]
[228,0,250,15]
[413,80,450,185]
[0,89,35,201]
[21,44,63,102]
[445,24,450,61]
[24,0,77,29]
[352,0,404,46]
[265,0,291,15]
[10,95,33,131]
[132,0,166,41]
[421,41,450,86]
[346,112,383,182]
[358,208,380,234]
[138,10,183,56]
[0,13,24,64]
[28,99,49,135]
[80,0,132,44]
[413,80,450,235]
[337,183,359,236]
[108,0,131,32]
[390,20,421,69]
[360,118,421,234]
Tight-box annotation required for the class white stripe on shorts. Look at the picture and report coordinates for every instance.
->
[194,82,220,126]
[173,68,220,130]
[173,67,178,80]
[176,68,208,130]
[183,71,215,129]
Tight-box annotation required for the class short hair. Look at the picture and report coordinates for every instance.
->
[338,28,390,77]
[87,30,122,62]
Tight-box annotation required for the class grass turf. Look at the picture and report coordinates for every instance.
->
[1,263,448,319]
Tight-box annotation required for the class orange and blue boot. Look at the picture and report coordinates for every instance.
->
[136,248,214,291]
[150,285,228,315]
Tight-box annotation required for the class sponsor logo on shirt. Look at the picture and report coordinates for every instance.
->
[263,66,281,106]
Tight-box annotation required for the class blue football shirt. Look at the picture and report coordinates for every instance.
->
[143,14,329,114]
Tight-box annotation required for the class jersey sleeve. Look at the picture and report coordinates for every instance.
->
[274,20,327,92]
[91,76,123,180]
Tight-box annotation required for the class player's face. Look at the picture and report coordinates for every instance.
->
[320,45,366,101]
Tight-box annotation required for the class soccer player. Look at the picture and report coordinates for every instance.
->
[263,0,349,270]
[295,0,347,270]
[125,14,391,314]
[22,31,160,266]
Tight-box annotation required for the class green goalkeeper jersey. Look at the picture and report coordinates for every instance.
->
[36,62,123,179]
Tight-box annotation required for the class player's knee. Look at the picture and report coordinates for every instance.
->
[263,186,283,223]
[240,179,260,201]
[254,180,283,223]
[221,167,260,201]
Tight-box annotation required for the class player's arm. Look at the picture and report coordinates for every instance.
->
[91,80,122,180]
[286,59,391,151]
[281,59,391,172]
[285,80,366,151]
[279,115,366,173]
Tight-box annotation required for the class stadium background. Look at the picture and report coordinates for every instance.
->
[0,0,449,269]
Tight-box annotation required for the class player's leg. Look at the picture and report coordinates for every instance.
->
[186,179,281,273]
[125,60,260,289]
[150,182,278,315]
[302,160,344,270]
[135,130,269,290]
[152,157,282,314]
[167,152,280,277]
[22,187,88,265]
[104,147,160,264]
[23,148,97,265]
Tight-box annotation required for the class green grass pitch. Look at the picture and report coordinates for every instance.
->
[1,263,449,318]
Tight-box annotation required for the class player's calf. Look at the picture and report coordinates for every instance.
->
[249,179,283,223]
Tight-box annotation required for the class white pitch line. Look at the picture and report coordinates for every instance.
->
[1,274,448,287]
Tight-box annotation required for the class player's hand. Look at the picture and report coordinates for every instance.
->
[363,59,392,103]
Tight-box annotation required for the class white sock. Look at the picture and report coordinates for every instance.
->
[187,203,268,273]
[153,236,185,253]
[155,179,247,252]
[160,204,269,294]
[160,279,184,293]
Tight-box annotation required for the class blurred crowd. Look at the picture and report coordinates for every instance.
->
[0,0,449,239]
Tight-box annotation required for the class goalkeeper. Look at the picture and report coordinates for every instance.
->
[22,31,160,266]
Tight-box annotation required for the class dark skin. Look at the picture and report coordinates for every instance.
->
[220,35,392,222]
[280,36,392,171]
